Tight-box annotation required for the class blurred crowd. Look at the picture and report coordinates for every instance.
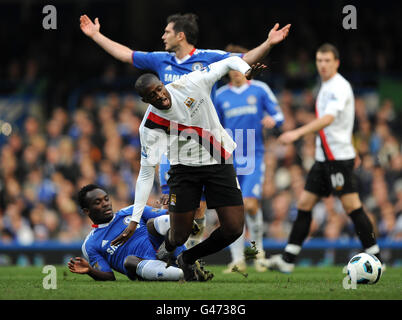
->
[1,0,401,247]
[1,83,401,245]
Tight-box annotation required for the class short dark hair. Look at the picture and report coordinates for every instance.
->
[135,73,160,97]
[225,44,248,54]
[167,13,199,46]
[78,184,107,209]
[317,43,340,60]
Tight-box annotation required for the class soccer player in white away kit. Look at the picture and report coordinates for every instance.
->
[112,56,265,280]
[80,13,290,249]
[265,43,382,273]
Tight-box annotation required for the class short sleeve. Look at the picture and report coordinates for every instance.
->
[132,51,167,72]
[323,89,347,117]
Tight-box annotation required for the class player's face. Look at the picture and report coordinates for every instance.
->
[228,70,247,86]
[316,51,340,81]
[162,23,180,52]
[141,81,172,110]
[85,188,114,224]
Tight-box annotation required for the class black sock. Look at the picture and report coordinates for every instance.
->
[282,210,312,263]
[164,229,176,252]
[182,227,237,264]
[348,207,380,259]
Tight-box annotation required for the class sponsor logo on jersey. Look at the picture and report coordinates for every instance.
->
[184,97,196,108]
[164,73,182,83]
[165,65,172,71]
[224,105,258,118]
[101,240,109,248]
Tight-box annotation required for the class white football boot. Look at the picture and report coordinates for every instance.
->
[263,254,295,274]
[222,260,247,274]
[254,250,268,272]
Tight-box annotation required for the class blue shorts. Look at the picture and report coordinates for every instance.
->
[234,153,265,199]
[159,154,171,195]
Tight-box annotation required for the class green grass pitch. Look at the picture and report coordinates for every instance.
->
[0,265,401,300]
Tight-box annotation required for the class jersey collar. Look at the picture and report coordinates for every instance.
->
[92,214,116,229]
[174,47,196,64]
[229,81,251,94]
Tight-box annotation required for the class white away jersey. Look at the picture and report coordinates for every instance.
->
[315,73,356,161]
[139,56,251,167]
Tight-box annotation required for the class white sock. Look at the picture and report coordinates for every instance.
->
[229,226,246,262]
[246,208,264,256]
[136,260,183,281]
[153,215,170,236]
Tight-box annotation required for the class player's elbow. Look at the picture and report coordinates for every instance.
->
[122,51,134,64]
[93,272,116,281]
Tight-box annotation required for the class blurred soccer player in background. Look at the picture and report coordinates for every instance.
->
[264,44,383,273]
[215,45,284,273]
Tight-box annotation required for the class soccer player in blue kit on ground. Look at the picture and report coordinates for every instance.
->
[68,184,210,281]
[215,45,284,273]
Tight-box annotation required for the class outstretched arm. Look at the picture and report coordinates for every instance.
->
[80,15,133,64]
[68,257,116,281]
[278,114,334,144]
[242,23,291,65]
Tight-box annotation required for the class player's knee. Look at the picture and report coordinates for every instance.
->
[124,256,141,281]
[244,199,258,215]
[172,231,191,246]
[223,223,244,242]
[146,219,158,236]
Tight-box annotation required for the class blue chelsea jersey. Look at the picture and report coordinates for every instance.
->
[82,205,167,275]
[215,80,284,155]
[132,49,242,98]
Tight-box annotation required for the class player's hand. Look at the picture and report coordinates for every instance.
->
[354,153,362,169]
[278,130,300,144]
[245,63,267,80]
[79,14,100,38]
[267,23,291,46]
[261,115,276,129]
[68,257,90,274]
[111,221,138,246]
[155,194,169,209]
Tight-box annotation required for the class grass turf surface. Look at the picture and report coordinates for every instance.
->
[0,265,401,300]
